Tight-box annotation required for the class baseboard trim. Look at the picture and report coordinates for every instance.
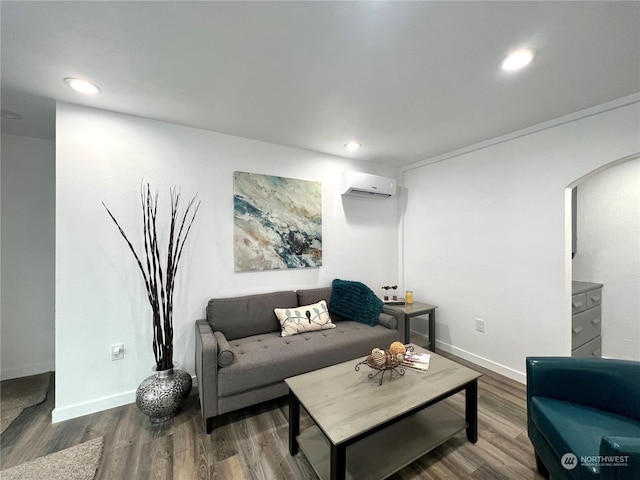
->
[410,330,527,384]
[52,375,199,423]
[435,339,526,384]
[52,390,136,423]
[1,362,55,381]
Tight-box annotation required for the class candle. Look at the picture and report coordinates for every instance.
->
[405,291,414,304]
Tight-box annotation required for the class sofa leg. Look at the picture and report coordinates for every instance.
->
[535,452,549,478]
[205,416,214,434]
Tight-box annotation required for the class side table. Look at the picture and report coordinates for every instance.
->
[383,302,438,351]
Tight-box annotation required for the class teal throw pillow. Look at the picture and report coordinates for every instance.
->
[330,279,383,326]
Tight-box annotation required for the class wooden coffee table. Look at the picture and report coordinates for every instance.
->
[286,345,481,480]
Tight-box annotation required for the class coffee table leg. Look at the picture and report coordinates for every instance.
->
[465,379,478,443]
[330,443,346,480]
[289,390,300,455]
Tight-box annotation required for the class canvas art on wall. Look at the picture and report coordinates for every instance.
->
[234,171,322,271]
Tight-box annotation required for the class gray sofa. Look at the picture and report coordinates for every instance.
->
[195,286,400,433]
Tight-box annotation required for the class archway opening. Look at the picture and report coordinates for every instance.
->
[566,154,640,359]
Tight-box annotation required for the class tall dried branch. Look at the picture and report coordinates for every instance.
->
[104,183,199,371]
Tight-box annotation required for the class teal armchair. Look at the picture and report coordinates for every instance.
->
[526,357,640,480]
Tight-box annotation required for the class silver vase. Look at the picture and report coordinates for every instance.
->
[135,365,192,424]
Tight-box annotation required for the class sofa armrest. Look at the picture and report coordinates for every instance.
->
[378,312,398,330]
[195,319,219,432]
[382,306,405,342]
[600,436,640,480]
[213,331,235,367]
[526,357,640,421]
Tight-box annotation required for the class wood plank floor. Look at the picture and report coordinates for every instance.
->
[1,347,545,479]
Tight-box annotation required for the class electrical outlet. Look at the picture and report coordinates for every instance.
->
[475,319,485,333]
[111,343,124,361]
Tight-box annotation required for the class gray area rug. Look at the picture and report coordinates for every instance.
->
[0,437,104,480]
[0,372,51,433]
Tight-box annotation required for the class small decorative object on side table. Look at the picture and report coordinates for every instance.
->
[405,290,414,304]
[391,285,398,300]
[382,285,400,301]
[381,285,391,301]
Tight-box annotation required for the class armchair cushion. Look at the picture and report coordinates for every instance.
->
[530,396,640,475]
[600,436,640,480]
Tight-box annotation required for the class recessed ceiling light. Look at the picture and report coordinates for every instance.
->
[64,77,102,95]
[345,142,361,152]
[500,48,537,72]
[1,109,22,120]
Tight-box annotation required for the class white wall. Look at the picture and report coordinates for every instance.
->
[573,157,640,360]
[401,99,640,382]
[54,102,400,421]
[1,133,56,380]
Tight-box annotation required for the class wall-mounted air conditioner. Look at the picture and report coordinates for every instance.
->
[341,171,397,198]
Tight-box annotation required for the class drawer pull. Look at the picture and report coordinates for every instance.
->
[572,301,583,308]
[591,318,601,325]
[572,326,583,334]
[591,295,601,302]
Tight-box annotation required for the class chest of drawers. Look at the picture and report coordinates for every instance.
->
[571,281,603,357]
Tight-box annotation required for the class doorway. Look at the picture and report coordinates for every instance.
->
[568,155,640,360]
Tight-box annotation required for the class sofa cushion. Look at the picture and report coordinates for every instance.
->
[530,396,640,475]
[296,287,332,308]
[275,300,336,337]
[297,287,348,321]
[207,291,297,340]
[217,321,398,396]
[297,287,395,326]
[330,279,383,326]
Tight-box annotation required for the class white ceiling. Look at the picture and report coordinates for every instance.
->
[1,1,639,167]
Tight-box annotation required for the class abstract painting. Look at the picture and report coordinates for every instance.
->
[234,172,322,271]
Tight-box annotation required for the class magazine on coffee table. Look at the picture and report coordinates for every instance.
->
[400,361,429,373]
[405,352,431,364]
[402,351,431,373]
